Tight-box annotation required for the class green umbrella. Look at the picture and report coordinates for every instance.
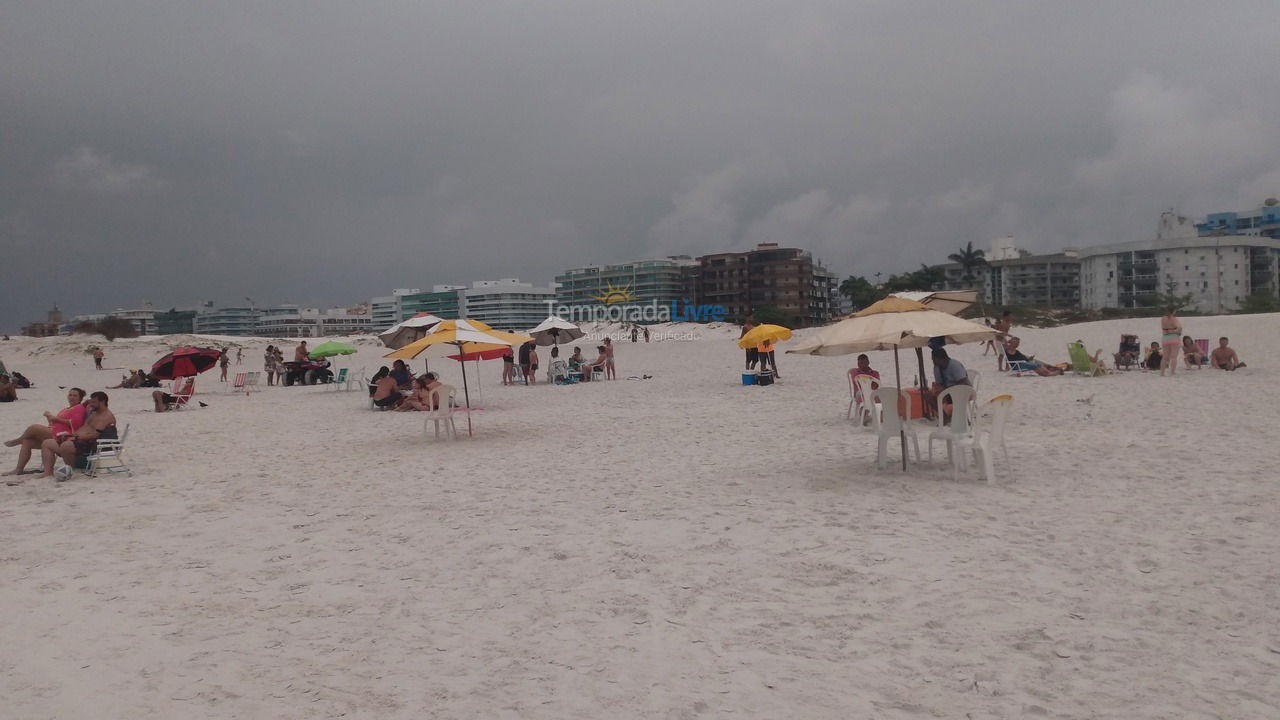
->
[308,341,357,359]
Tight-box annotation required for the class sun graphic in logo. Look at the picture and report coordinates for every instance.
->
[589,281,638,305]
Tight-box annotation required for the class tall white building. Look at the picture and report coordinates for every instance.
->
[256,306,372,337]
[462,279,555,331]
[1079,213,1280,313]
[370,289,420,331]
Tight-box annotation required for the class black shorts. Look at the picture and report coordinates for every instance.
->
[746,348,759,362]
[373,393,400,408]
[160,393,175,404]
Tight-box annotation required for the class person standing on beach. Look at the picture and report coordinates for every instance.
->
[741,314,758,371]
[93,347,104,370]
[643,327,650,342]
[1160,308,1182,376]
[219,348,230,382]
[603,337,616,379]
[264,346,276,385]
[235,347,243,365]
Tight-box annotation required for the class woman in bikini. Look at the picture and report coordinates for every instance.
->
[4,388,87,477]
[1160,308,1182,376]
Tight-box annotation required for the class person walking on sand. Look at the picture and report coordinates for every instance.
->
[1160,308,1182,376]
[93,346,104,370]
[235,347,243,365]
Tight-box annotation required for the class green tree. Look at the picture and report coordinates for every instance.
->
[95,317,140,341]
[1144,279,1194,312]
[947,241,987,285]
[1236,291,1280,314]
[838,276,881,311]
[913,264,946,291]
[751,305,792,327]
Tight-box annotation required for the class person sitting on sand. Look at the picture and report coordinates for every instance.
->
[0,373,17,402]
[4,388,87,478]
[36,391,116,480]
[1144,341,1162,371]
[1210,337,1246,371]
[109,370,145,389]
[1182,336,1205,369]
[389,360,414,390]
[371,367,402,409]
[398,373,444,411]
[1003,337,1065,376]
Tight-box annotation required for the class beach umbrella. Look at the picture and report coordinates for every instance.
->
[308,341,357,359]
[385,319,534,437]
[152,347,221,380]
[889,290,978,317]
[527,316,585,347]
[737,324,793,350]
[787,297,997,471]
[378,313,445,349]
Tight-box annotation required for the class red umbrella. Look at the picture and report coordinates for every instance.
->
[152,347,221,379]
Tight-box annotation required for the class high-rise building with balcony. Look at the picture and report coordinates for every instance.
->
[697,243,837,327]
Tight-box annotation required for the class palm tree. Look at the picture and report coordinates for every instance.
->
[947,241,988,285]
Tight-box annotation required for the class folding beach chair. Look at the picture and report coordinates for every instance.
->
[1193,339,1211,367]
[1067,342,1104,376]
[229,372,248,393]
[85,424,132,477]
[167,377,197,409]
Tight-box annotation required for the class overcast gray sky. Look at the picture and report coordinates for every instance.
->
[3,1,1279,331]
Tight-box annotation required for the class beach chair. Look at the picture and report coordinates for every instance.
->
[966,370,982,418]
[229,372,248,393]
[1068,341,1104,376]
[590,365,606,382]
[849,372,878,428]
[84,424,132,477]
[927,385,975,476]
[548,359,572,384]
[423,385,457,440]
[955,395,1013,482]
[167,377,196,410]
[997,342,1037,376]
[329,367,348,390]
[245,371,262,392]
[1114,334,1140,370]
[870,386,921,469]
[511,364,527,385]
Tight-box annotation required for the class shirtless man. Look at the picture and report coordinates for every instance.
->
[1209,337,1246,371]
[38,391,115,479]
[993,311,1013,369]
[371,369,402,409]
[295,341,309,363]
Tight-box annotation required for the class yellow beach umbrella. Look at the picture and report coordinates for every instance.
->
[737,324,792,350]
[384,319,535,436]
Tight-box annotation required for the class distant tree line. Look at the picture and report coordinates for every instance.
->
[73,317,139,341]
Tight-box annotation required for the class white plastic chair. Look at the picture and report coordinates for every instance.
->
[590,365,606,382]
[966,370,981,417]
[85,424,131,477]
[850,373,879,429]
[927,385,975,476]
[423,385,457,440]
[245,371,262,392]
[548,359,570,384]
[870,386,920,469]
[956,394,1013,482]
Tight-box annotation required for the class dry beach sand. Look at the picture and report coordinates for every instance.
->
[2,316,1278,719]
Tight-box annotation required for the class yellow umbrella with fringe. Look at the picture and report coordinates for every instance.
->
[737,324,793,350]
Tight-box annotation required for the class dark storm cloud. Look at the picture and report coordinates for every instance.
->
[3,1,1279,330]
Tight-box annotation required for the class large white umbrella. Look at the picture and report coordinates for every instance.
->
[788,297,998,471]
[890,290,979,317]
[378,313,445,349]
[527,316,585,347]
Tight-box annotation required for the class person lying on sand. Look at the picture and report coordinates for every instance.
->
[37,391,116,480]
[1210,337,1246,371]
[1003,338,1065,376]
[4,388,86,478]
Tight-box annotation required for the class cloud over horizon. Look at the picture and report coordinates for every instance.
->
[2,2,1279,330]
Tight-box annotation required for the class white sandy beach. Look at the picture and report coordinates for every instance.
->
[2,316,1279,719]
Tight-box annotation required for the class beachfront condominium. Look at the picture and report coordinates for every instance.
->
[370,289,420,330]
[399,286,466,321]
[1195,198,1280,239]
[193,305,263,336]
[698,243,838,327]
[256,305,373,338]
[554,257,699,316]
[462,279,555,331]
[938,237,1083,309]
[1079,212,1280,313]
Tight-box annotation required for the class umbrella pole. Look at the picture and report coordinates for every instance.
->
[475,358,482,405]
[457,343,473,437]
[916,347,927,394]
[894,345,907,471]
